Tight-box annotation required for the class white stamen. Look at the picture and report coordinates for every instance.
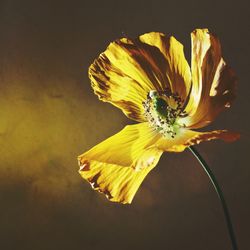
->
[223,90,229,95]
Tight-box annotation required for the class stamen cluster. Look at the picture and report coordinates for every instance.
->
[143,90,187,138]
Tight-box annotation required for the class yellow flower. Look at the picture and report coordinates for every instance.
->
[78,29,240,204]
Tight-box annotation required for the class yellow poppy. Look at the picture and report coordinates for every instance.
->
[78,29,240,204]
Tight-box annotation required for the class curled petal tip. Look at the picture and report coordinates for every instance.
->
[78,159,90,171]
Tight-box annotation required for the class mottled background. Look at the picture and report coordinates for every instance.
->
[0,0,249,249]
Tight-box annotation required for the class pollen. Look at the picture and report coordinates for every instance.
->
[143,90,187,138]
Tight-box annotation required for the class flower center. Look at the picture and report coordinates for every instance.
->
[143,90,187,138]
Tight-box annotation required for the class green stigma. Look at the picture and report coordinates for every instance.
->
[153,97,168,118]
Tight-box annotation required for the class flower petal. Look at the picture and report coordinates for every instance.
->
[78,123,162,204]
[89,35,173,122]
[90,32,193,122]
[184,29,237,128]
[155,128,240,152]
[139,32,191,101]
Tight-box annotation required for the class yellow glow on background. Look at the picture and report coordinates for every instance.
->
[0,63,126,198]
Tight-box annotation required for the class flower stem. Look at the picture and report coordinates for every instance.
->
[188,146,238,250]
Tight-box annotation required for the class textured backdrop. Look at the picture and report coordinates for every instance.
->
[0,0,249,249]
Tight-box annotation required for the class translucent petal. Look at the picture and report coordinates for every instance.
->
[89,32,192,122]
[184,29,237,128]
[78,123,162,204]
[140,32,191,100]
[155,128,240,152]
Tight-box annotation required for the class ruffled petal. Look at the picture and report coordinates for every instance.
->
[89,35,173,122]
[184,29,237,128]
[78,123,162,204]
[155,128,240,152]
[90,32,193,122]
[139,32,191,101]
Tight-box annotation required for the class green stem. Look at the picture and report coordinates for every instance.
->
[188,146,238,250]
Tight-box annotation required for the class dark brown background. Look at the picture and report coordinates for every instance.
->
[0,0,249,249]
